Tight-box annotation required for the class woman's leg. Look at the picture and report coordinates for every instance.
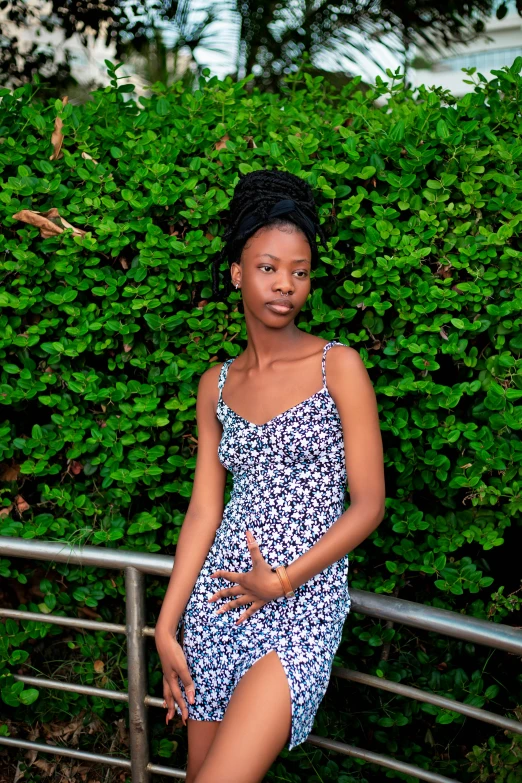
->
[193,650,292,783]
[186,720,220,782]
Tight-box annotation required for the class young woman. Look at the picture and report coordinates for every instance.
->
[155,169,385,783]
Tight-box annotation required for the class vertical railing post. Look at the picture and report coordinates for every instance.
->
[125,566,150,783]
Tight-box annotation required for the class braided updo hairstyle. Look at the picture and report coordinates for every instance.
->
[211,169,326,299]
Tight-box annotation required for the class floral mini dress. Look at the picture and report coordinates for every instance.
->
[176,340,352,749]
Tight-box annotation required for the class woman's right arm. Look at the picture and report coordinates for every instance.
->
[155,364,227,721]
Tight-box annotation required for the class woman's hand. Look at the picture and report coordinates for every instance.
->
[155,626,195,726]
[208,530,283,625]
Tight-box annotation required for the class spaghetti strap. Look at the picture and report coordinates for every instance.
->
[217,358,233,402]
[321,340,346,389]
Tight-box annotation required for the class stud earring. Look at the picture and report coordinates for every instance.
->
[235,282,240,289]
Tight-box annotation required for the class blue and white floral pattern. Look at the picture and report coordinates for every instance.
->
[176,341,351,749]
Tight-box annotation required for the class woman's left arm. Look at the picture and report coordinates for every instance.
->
[286,345,385,591]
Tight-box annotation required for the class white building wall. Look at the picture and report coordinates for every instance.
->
[409,11,522,95]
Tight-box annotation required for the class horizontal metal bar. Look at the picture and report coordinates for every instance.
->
[332,667,522,735]
[0,737,187,779]
[0,536,174,575]
[1,536,521,654]
[13,675,166,710]
[145,695,166,708]
[147,762,186,779]
[307,735,458,783]
[0,607,127,634]
[0,736,132,769]
[13,675,129,702]
[352,590,522,656]
[0,606,156,637]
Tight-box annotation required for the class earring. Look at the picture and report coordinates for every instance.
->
[235,282,240,289]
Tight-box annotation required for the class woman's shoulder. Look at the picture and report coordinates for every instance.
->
[307,335,355,356]
[197,361,226,395]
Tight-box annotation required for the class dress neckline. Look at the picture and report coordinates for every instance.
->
[221,385,331,429]
[219,340,344,428]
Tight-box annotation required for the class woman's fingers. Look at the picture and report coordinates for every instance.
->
[162,677,177,725]
[235,599,266,626]
[167,673,188,725]
[207,585,243,603]
[176,657,196,707]
[215,594,254,614]
[210,569,242,583]
[246,530,264,565]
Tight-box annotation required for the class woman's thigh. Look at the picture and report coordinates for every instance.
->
[193,650,292,783]
[186,719,220,783]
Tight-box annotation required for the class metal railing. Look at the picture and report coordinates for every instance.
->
[0,536,521,783]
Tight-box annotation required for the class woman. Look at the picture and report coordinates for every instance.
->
[155,169,385,783]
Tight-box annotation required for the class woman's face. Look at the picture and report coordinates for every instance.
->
[230,224,311,323]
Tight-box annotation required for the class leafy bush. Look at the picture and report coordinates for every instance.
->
[0,60,521,780]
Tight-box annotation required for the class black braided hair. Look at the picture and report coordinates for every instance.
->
[211,169,326,299]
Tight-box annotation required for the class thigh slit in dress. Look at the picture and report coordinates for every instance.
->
[176,340,352,750]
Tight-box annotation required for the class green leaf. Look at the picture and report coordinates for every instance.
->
[389,120,405,142]
[357,165,376,179]
[436,119,450,139]
[19,688,39,706]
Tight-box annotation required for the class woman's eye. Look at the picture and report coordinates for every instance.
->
[259,266,308,277]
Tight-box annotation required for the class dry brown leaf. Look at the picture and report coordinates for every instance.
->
[215,133,230,151]
[49,96,69,161]
[93,659,104,673]
[70,460,83,475]
[47,714,85,746]
[15,495,30,513]
[13,760,26,783]
[86,717,104,736]
[24,746,39,767]
[244,135,257,149]
[12,208,86,238]
[119,256,129,270]
[81,151,99,165]
[123,343,132,352]
[31,758,57,775]
[0,504,13,519]
[77,606,102,620]
[0,461,20,481]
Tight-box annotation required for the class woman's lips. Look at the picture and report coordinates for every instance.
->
[266,302,293,314]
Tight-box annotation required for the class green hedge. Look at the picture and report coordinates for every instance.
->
[1,61,522,781]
